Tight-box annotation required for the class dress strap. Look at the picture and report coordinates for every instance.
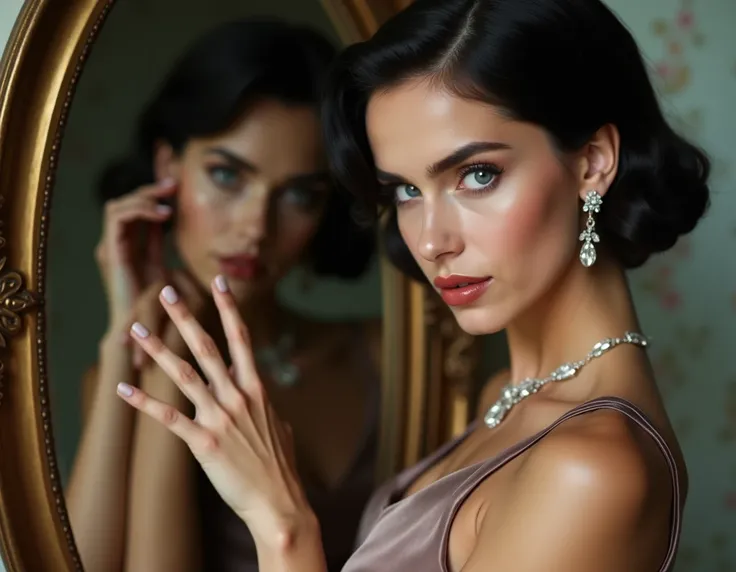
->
[440,396,682,571]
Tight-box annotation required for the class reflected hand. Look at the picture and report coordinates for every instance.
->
[95,178,176,327]
[129,268,209,369]
[116,275,311,543]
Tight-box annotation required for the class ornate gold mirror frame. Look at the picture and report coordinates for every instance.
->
[0,0,480,569]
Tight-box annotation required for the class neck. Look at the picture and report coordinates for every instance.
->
[232,289,289,347]
[505,254,642,386]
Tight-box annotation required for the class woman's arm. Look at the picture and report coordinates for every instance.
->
[124,365,202,572]
[67,328,138,572]
[124,274,209,572]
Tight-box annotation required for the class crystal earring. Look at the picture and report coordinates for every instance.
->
[579,190,602,267]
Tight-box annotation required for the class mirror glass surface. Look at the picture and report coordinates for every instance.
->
[46,1,382,570]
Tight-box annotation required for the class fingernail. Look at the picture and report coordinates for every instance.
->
[131,322,150,338]
[161,285,179,304]
[117,383,134,397]
[159,177,175,187]
[215,275,229,293]
[156,204,172,215]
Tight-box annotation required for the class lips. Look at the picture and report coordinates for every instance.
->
[218,255,263,281]
[433,274,492,306]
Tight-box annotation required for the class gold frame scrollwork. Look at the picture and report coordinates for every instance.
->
[0,196,41,406]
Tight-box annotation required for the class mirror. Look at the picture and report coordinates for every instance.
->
[48,1,385,571]
[0,0,431,570]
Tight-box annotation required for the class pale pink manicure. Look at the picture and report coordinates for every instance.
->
[159,177,176,187]
[215,275,229,293]
[156,204,172,215]
[117,383,134,397]
[161,285,178,304]
[131,322,150,338]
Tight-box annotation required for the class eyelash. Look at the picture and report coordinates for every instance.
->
[456,163,504,194]
[389,162,504,207]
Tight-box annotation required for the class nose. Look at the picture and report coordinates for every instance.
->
[415,198,464,263]
[232,187,270,244]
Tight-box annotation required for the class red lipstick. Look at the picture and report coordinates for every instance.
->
[218,255,263,281]
[433,274,492,306]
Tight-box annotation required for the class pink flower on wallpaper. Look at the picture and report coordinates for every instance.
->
[677,10,694,30]
[661,291,682,310]
[637,265,685,311]
[668,41,682,56]
[650,1,704,94]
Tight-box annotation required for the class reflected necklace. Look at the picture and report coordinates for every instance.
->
[254,332,300,388]
[484,331,648,429]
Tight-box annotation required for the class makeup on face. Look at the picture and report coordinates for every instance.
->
[433,274,493,306]
[217,253,264,281]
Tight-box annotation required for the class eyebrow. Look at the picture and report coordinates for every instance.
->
[376,141,511,182]
[206,147,257,172]
[205,147,331,187]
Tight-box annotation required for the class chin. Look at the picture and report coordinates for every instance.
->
[450,305,508,336]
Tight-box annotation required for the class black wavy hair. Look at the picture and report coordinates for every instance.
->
[98,19,375,279]
[322,0,710,281]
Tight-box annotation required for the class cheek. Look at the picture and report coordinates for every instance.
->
[174,177,223,249]
[397,208,424,257]
[493,171,577,278]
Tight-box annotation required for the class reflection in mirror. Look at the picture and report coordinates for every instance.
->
[46,2,382,571]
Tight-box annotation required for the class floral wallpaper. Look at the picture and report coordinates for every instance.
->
[609,0,736,569]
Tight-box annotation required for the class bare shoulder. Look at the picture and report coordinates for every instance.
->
[522,410,662,503]
[460,409,675,571]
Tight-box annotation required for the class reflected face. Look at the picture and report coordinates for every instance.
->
[366,80,581,335]
[164,99,330,302]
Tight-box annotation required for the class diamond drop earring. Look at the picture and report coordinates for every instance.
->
[579,190,602,267]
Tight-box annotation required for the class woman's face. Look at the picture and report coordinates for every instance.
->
[158,99,330,303]
[366,80,586,335]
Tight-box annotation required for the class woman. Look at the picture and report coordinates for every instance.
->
[67,20,380,572]
[116,0,707,570]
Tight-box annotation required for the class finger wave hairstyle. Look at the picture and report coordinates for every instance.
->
[321,0,710,282]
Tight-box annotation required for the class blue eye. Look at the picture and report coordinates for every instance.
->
[395,184,422,204]
[209,166,240,188]
[461,169,496,190]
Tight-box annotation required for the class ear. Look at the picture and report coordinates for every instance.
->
[152,140,180,183]
[576,124,619,200]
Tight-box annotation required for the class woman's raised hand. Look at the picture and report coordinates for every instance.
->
[95,178,176,327]
[116,275,316,548]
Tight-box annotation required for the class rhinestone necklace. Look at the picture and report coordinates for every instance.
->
[484,331,648,428]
